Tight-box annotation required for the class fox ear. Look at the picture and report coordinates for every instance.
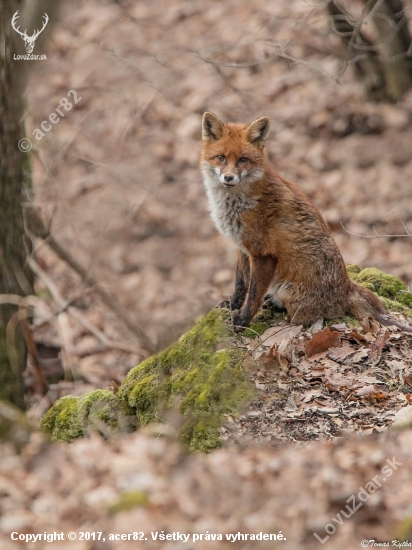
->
[246,116,270,148]
[202,112,225,142]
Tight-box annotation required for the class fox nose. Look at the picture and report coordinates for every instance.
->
[224,174,234,183]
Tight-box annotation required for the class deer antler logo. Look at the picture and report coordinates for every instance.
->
[11,11,49,54]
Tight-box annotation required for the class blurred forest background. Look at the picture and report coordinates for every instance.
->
[1,1,412,548]
[17,0,412,417]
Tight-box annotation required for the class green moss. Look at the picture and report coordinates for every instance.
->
[119,309,253,451]
[346,264,361,277]
[78,389,129,436]
[40,390,132,442]
[347,265,412,317]
[380,296,412,316]
[325,315,360,327]
[243,309,273,338]
[180,417,222,452]
[394,517,412,541]
[41,309,254,452]
[40,396,82,442]
[348,266,412,306]
[109,491,149,514]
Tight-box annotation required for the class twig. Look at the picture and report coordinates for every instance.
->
[340,220,412,238]
[0,295,56,383]
[24,206,156,353]
[21,315,48,395]
[29,258,144,356]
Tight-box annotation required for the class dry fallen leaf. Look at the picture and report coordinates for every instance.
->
[322,359,341,369]
[323,370,355,390]
[369,391,388,401]
[348,328,367,344]
[354,385,376,397]
[327,345,355,362]
[360,316,379,335]
[330,323,348,332]
[307,351,328,363]
[351,348,369,363]
[260,325,303,348]
[301,389,324,403]
[305,327,341,358]
[369,332,390,364]
[257,346,278,367]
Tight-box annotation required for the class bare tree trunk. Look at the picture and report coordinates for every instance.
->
[364,0,412,101]
[328,0,412,101]
[0,0,31,409]
[0,0,60,409]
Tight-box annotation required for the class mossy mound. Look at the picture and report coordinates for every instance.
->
[40,268,410,449]
[41,310,253,451]
[347,265,412,316]
[40,390,130,443]
[118,309,253,452]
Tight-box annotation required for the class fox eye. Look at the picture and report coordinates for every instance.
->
[216,155,225,162]
[239,157,248,164]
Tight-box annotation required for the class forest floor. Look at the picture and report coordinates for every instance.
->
[223,315,412,446]
[3,0,412,546]
[24,0,412,421]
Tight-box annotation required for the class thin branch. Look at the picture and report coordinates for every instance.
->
[29,258,143,356]
[21,315,48,394]
[340,220,412,238]
[24,205,156,353]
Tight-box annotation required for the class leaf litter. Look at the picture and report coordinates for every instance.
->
[221,316,412,446]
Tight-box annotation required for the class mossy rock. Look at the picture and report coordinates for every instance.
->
[118,309,253,451]
[40,390,132,443]
[347,265,412,316]
[41,267,410,449]
[41,310,254,452]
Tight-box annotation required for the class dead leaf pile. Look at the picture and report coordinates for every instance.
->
[222,318,412,445]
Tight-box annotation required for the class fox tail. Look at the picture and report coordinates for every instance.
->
[348,281,412,333]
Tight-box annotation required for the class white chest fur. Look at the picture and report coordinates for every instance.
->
[202,171,257,245]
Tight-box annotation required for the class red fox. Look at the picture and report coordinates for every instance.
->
[200,111,412,332]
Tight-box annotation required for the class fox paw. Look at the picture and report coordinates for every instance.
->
[262,293,286,313]
[216,300,231,309]
[232,311,250,331]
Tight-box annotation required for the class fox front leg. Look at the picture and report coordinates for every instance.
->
[232,255,277,329]
[217,250,250,310]
[230,250,251,309]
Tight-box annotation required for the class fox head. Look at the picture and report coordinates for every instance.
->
[200,112,269,188]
